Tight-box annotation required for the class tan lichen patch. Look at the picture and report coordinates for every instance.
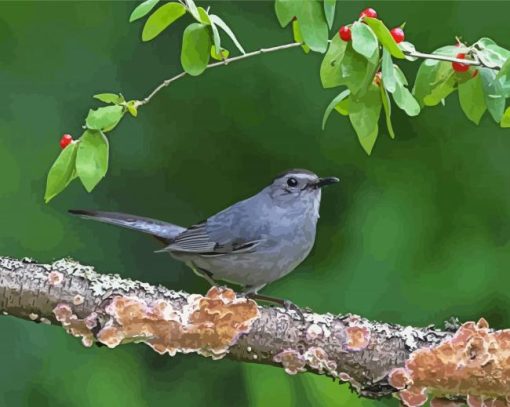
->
[96,286,259,359]
[48,271,64,286]
[389,319,510,407]
[53,303,97,347]
[344,325,371,351]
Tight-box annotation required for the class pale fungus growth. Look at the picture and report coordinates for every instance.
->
[47,271,64,287]
[344,326,371,352]
[73,295,85,306]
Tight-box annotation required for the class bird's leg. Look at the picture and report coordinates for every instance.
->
[188,263,218,287]
[242,287,305,321]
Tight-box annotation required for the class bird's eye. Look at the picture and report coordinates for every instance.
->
[287,177,298,187]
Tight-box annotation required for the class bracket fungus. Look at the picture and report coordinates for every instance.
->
[53,287,260,359]
[389,318,510,407]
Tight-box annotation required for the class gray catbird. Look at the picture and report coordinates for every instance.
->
[69,169,338,309]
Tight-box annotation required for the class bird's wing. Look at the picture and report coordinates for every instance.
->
[165,222,264,255]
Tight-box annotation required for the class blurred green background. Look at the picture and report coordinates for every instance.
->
[1,1,510,405]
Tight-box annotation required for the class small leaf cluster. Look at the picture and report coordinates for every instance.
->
[321,13,418,154]
[321,12,510,155]
[44,94,137,202]
[415,38,510,127]
[275,0,333,53]
[130,0,244,76]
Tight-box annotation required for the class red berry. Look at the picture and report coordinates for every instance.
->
[339,25,352,41]
[60,134,73,149]
[390,27,405,44]
[452,53,469,73]
[360,8,377,19]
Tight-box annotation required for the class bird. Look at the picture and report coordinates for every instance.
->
[69,169,339,311]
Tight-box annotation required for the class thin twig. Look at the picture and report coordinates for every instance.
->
[404,49,499,70]
[136,42,501,109]
[136,42,303,107]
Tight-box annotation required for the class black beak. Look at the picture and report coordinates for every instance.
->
[315,176,340,188]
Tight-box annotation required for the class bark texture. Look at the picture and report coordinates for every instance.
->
[1,255,509,406]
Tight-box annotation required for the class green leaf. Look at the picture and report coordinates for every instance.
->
[475,37,510,68]
[334,98,350,116]
[293,0,328,53]
[323,0,336,29]
[292,20,310,54]
[141,2,186,42]
[479,68,506,123]
[184,0,200,22]
[85,105,125,132]
[497,57,510,80]
[422,72,456,107]
[129,0,160,22]
[208,13,221,54]
[349,84,382,155]
[394,85,420,115]
[320,35,347,88]
[413,48,459,106]
[93,93,124,104]
[380,84,395,139]
[399,41,417,60]
[322,89,350,129]
[210,45,229,60]
[363,17,405,59]
[181,23,212,76]
[500,107,510,128]
[274,0,295,27]
[393,65,408,86]
[76,130,109,193]
[351,21,378,59]
[209,14,245,54]
[458,74,486,125]
[44,142,79,203]
[340,43,370,95]
[392,69,420,116]
[359,49,379,98]
[382,49,396,93]
[197,7,211,25]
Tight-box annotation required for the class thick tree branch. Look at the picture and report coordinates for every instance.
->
[1,255,510,406]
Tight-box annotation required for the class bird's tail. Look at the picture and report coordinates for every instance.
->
[68,209,186,244]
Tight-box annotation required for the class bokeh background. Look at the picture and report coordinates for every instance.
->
[1,1,510,405]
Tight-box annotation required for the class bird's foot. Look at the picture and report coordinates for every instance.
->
[282,299,305,322]
[245,292,306,322]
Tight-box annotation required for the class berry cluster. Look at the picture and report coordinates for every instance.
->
[338,8,405,44]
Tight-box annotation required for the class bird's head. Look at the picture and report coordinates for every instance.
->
[268,169,339,208]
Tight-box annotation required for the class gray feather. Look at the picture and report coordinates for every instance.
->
[68,209,185,241]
